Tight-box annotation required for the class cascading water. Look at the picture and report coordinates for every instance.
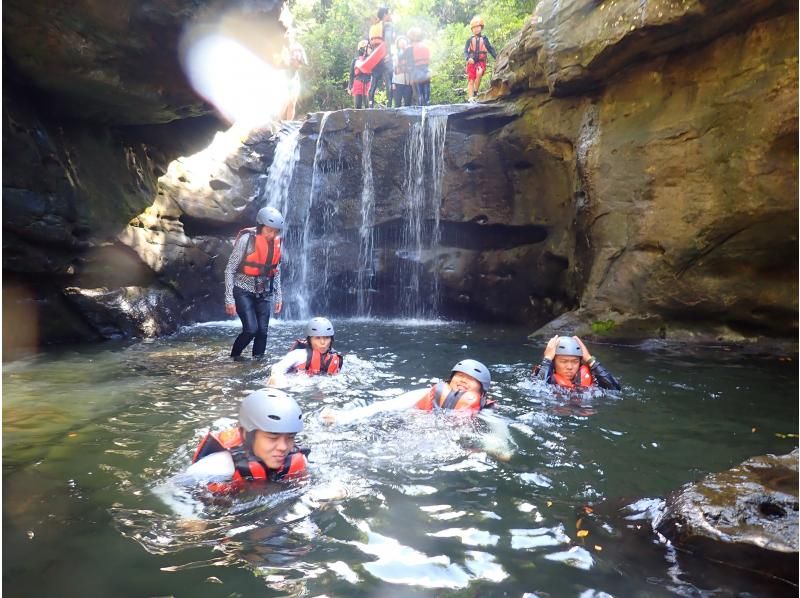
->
[261,122,301,214]
[356,125,376,317]
[291,111,331,320]
[399,108,449,318]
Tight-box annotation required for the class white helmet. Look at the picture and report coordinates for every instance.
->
[554,336,583,358]
[239,389,303,434]
[256,206,285,230]
[450,359,491,392]
[305,317,334,338]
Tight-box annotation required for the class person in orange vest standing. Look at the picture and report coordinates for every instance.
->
[407,27,431,106]
[464,15,497,102]
[533,336,621,390]
[368,6,395,108]
[224,206,284,361]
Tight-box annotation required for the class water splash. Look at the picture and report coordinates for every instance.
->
[356,125,376,317]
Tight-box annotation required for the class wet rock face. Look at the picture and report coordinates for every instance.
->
[654,450,798,583]
[490,0,798,340]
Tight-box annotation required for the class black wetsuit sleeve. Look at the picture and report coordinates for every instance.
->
[484,36,498,59]
[534,358,553,383]
[590,360,621,391]
[464,38,472,60]
[349,58,356,89]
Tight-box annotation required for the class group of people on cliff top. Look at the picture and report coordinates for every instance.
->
[189,204,622,491]
[348,7,498,109]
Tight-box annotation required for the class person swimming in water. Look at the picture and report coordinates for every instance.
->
[267,317,343,387]
[534,335,621,391]
[185,389,309,494]
[320,359,493,424]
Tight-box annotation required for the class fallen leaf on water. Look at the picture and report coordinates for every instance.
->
[576,518,584,529]
[583,506,594,514]
[68,433,78,438]
[594,545,602,551]
[577,530,589,538]
[546,501,553,507]
[751,427,757,433]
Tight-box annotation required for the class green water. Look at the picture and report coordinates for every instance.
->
[3,320,797,596]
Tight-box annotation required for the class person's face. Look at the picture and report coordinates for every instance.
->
[384,11,392,21]
[261,225,280,239]
[310,335,331,353]
[471,25,482,35]
[251,430,296,469]
[450,371,482,394]
[554,355,581,379]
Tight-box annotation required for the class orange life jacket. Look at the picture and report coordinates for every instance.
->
[415,381,488,413]
[468,35,488,62]
[290,339,342,375]
[236,228,281,278]
[552,364,594,389]
[191,427,308,494]
[412,43,430,66]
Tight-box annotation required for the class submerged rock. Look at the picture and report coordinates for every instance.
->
[654,450,799,582]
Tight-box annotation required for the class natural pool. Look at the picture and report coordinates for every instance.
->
[3,320,797,596]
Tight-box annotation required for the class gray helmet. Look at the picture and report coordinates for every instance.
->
[554,336,583,358]
[450,359,491,392]
[256,206,285,230]
[239,389,303,434]
[305,316,334,338]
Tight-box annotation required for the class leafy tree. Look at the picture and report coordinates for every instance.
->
[290,0,534,112]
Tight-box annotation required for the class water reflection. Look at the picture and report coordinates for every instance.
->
[3,320,797,596]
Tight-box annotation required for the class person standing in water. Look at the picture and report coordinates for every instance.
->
[534,335,621,390]
[268,317,344,387]
[224,207,284,361]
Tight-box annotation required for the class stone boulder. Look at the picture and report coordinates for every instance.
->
[654,450,798,583]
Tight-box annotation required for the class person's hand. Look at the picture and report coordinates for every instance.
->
[573,336,592,362]
[543,335,559,360]
[225,303,236,317]
[320,407,337,425]
[274,302,283,315]
[347,88,352,96]
[467,58,475,64]
[476,66,485,76]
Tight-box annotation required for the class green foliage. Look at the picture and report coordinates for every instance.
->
[290,0,534,112]
[591,319,616,334]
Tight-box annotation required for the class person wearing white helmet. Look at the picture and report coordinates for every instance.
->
[186,389,309,492]
[224,206,285,361]
[267,317,344,387]
[320,358,494,425]
[534,335,621,390]
[464,15,497,102]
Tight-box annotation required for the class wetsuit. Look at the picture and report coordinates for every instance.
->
[224,232,282,359]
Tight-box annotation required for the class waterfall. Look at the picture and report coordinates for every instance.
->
[399,109,449,318]
[356,125,375,317]
[262,122,300,214]
[292,111,331,320]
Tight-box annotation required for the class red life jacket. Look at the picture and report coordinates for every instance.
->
[236,228,281,278]
[412,43,430,66]
[552,364,594,389]
[415,381,488,413]
[191,427,308,494]
[290,339,342,375]
[468,35,488,62]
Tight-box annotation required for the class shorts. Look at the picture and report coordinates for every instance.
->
[466,61,487,81]
[352,79,370,95]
